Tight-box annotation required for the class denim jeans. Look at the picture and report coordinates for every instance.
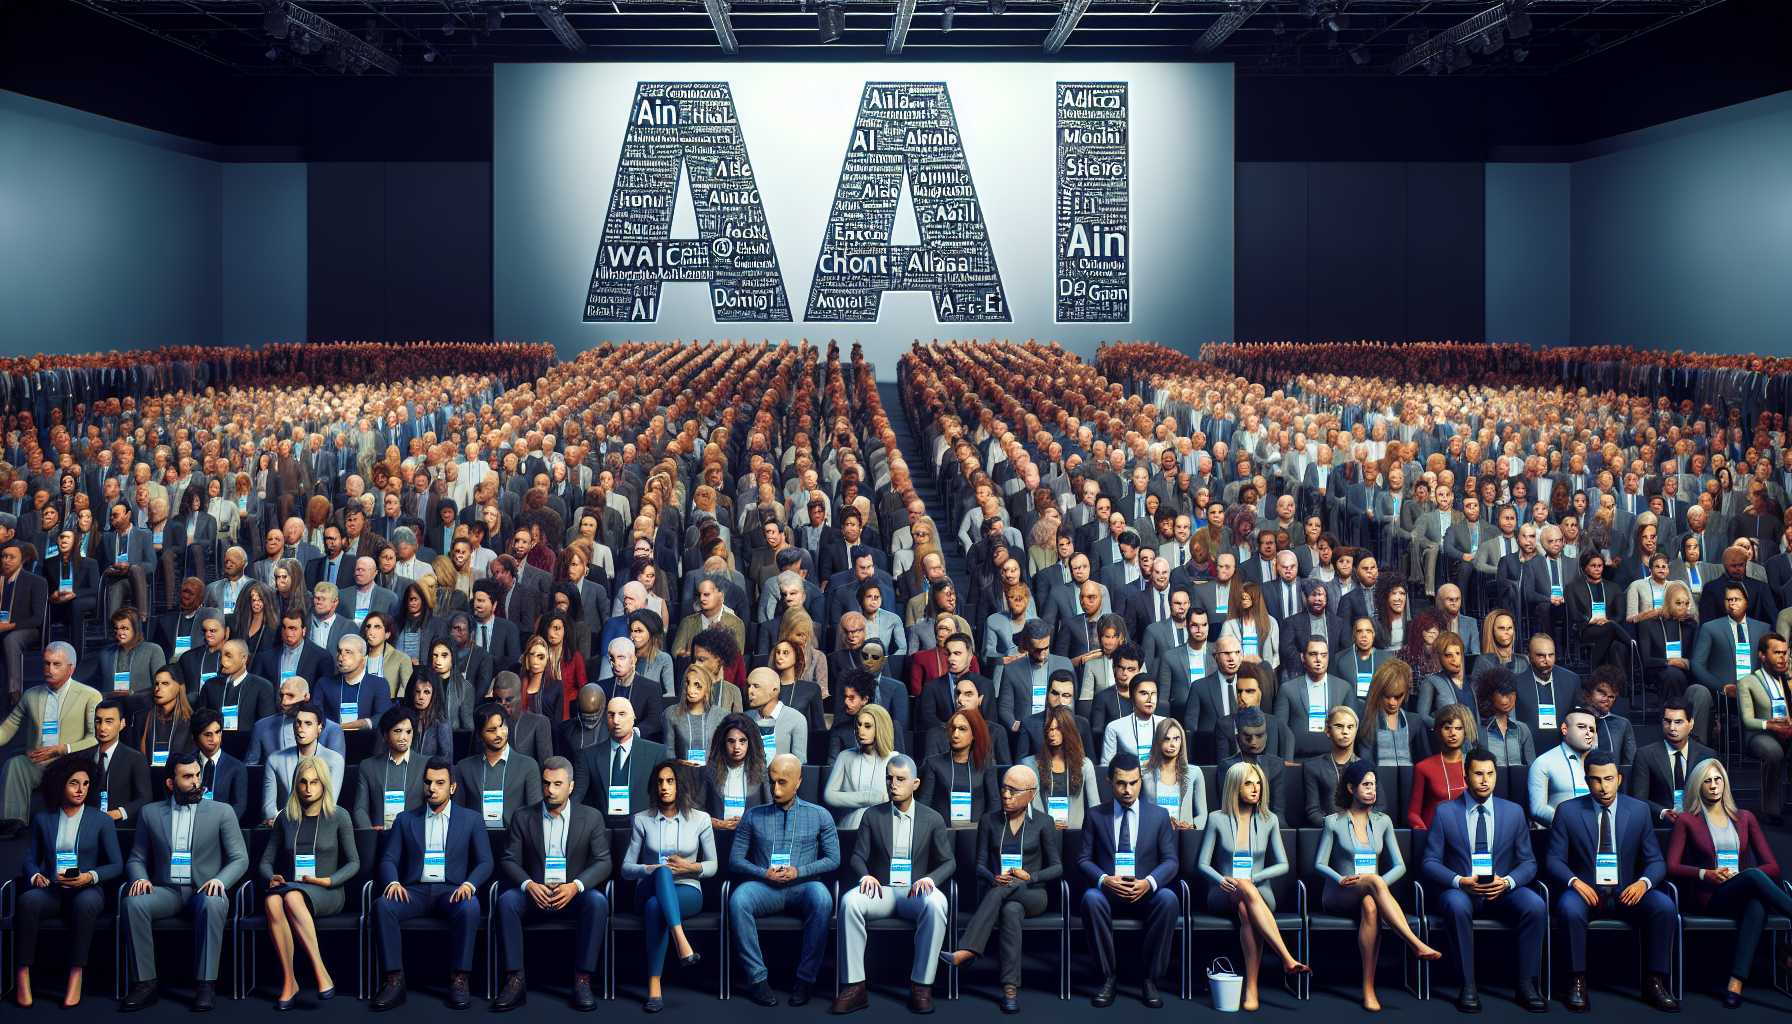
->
[729,879,832,985]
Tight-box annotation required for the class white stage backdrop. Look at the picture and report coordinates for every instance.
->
[494,62,1232,374]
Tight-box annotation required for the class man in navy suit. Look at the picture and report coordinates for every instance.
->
[1543,752,1680,1012]
[1077,751,1179,1008]
[189,709,250,823]
[370,757,494,1011]
[251,611,332,689]
[1421,749,1548,1014]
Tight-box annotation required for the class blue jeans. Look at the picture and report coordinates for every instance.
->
[729,879,831,986]
[637,868,704,977]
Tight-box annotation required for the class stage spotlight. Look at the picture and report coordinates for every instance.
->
[942,3,955,33]
[816,2,845,42]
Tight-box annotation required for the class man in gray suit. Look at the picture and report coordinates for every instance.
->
[832,753,955,1014]
[262,702,346,824]
[120,751,249,1011]
[342,556,399,625]
[1272,635,1357,757]
[454,703,543,830]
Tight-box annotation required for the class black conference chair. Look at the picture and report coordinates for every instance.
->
[231,827,378,999]
[603,827,729,999]
[1295,826,1427,1000]
[1183,827,1306,1001]
[830,827,959,1000]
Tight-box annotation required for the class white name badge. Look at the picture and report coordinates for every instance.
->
[761,729,778,759]
[1241,634,1260,656]
[222,596,236,615]
[1717,849,1740,872]
[1664,640,1682,659]
[723,795,746,818]
[0,610,9,623]
[482,788,504,826]
[1572,776,1589,797]
[1155,792,1179,817]
[174,636,193,656]
[171,849,193,884]
[339,700,358,724]
[1595,851,1619,886]
[115,548,130,565]
[280,668,296,682]
[686,746,707,767]
[890,856,912,887]
[383,789,405,827]
[423,848,446,882]
[1591,600,1606,619]
[1031,680,1046,715]
[545,854,567,885]
[950,790,971,823]
[1356,670,1372,699]
[607,784,629,816]
[770,852,792,868]
[151,746,169,768]
[1773,697,1789,720]
[352,606,370,624]
[1550,583,1563,600]
[1230,851,1252,879]
[1307,707,1326,733]
[1471,851,1494,878]
[1000,851,1023,874]
[1538,703,1557,730]
[1651,587,1664,609]
[43,719,60,742]
[237,497,248,512]
[1214,594,1229,615]
[56,850,79,874]
[1735,645,1753,677]
[1135,741,1152,763]
[58,577,73,596]
[112,670,132,693]
[152,530,163,546]
[100,791,109,812]
[1353,850,1378,877]
[1116,850,1136,878]
[294,852,316,878]
[1047,795,1069,824]
[222,704,239,731]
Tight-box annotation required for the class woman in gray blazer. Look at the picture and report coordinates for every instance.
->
[257,755,359,1007]
[1196,761,1307,1009]
[1021,706,1098,830]
[1141,718,1207,830]
[1313,761,1440,1010]
[623,760,718,1012]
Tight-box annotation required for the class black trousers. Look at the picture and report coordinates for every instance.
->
[1079,885,1178,981]
[17,884,105,968]
[959,884,1048,987]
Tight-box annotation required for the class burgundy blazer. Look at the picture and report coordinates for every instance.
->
[1665,809,1781,910]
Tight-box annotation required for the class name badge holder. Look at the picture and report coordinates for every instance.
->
[100,791,110,813]
[352,605,370,625]
[1047,795,1069,824]
[1672,788,1684,811]
[686,746,707,767]
[383,789,405,827]
[1664,639,1682,660]
[1116,850,1136,879]
[1590,600,1606,620]
[1572,776,1589,798]
[1538,702,1557,731]
[770,852,792,868]
[1031,680,1047,715]
[1595,852,1619,886]
[0,610,9,623]
[761,728,778,759]
[1214,595,1229,616]
[1135,741,1152,764]
[56,850,79,874]
[1651,586,1664,610]
[1230,851,1253,880]
[1773,696,1789,720]
[1550,583,1563,601]
[340,700,359,725]
[1241,634,1259,657]
[1356,670,1372,699]
[112,670,132,693]
[171,849,193,885]
[1471,851,1494,880]
[1353,850,1378,877]
[423,848,446,883]
[222,596,236,616]
[723,794,746,819]
[1734,644,1753,679]
[115,548,130,567]
[999,851,1023,874]
[890,856,912,887]
[294,852,317,878]
[58,574,73,597]
[608,784,630,817]
[545,855,567,885]
[175,635,193,656]
[482,788,504,826]
[1155,792,1179,817]
[151,744,169,768]
[950,789,972,824]
[43,718,60,743]
[1716,849,1741,872]
[222,704,239,731]
[1307,706,1327,733]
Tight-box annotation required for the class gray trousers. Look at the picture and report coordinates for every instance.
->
[124,884,230,982]
[1748,731,1790,815]
[104,566,149,620]
[2,753,45,821]
[958,884,1048,987]
[839,886,949,985]
[1,627,38,701]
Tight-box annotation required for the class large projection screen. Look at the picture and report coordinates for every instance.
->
[494,62,1232,373]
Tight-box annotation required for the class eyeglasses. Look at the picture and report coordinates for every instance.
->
[999,785,1036,797]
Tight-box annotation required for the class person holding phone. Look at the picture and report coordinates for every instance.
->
[14,758,122,1008]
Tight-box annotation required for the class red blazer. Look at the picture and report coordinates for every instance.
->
[905,648,981,696]
[1666,809,1781,910]
[1407,754,1468,830]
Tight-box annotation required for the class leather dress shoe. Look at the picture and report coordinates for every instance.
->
[192,983,215,1012]
[1721,990,1743,1009]
[491,972,526,1012]
[789,980,813,1007]
[1564,973,1590,1013]
[1092,976,1117,1008]
[571,974,597,1011]
[446,971,472,1011]
[119,982,159,1013]
[1141,978,1163,1009]
[1455,986,1482,1014]
[1642,974,1680,1013]
[831,982,868,1014]
[644,997,665,1014]
[369,973,406,1012]
[1516,978,1548,1013]
[999,985,1020,1014]
[908,982,934,1014]
[743,981,778,1007]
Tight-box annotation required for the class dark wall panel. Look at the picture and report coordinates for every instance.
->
[1305,163,1407,342]
[1404,162,1486,341]
[1234,162,1309,340]
[308,162,491,343]
[307,162,386,341]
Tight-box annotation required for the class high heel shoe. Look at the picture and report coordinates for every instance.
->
[273,995,296,1012]
[677,952,701,969]
[318,986,336,1001]
[1721,990,1743,1009]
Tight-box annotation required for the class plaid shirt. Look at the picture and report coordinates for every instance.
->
[729,798,840,881]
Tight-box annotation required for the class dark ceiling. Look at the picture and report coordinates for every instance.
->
[3,0,1789,160]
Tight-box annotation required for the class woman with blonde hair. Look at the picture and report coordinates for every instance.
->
[777,608,829,697]
[257,755,358,1008]
[1196,761,1308,1009]
[667,662,729,767]
[823,703,895,828]
[1360,660,1425,767]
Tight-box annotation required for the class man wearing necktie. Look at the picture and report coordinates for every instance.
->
[1544,752,1678,1012]
[1076,752,1179,1008]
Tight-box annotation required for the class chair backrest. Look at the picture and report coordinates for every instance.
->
[799,764,823,804]
[1389,765,1415,824]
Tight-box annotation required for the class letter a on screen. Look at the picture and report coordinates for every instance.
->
[804,82,1009,323]
[585,82,791,322]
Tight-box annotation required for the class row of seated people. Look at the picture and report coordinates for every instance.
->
[7,630,1791,1012]
[11,734,1788,1016]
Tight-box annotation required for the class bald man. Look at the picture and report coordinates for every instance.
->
[728,753,839,1007]
[572,696,666,823]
